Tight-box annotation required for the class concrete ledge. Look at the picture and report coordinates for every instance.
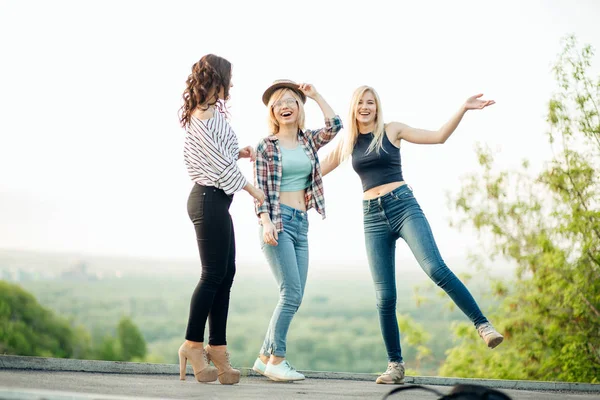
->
[0,355,188,376]
[405,376,600,393]
[0,387,160,400]
[1,355,599,393]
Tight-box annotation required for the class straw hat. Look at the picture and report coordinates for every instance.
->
[262,79,307,106]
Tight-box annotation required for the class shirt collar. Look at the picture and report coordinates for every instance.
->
[267,128,305,142]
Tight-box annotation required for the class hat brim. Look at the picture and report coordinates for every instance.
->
[262,82,307,106]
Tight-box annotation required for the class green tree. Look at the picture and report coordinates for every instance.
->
[0,280,149,363]
[91,317,147,362]
[117,316,147,361]
[95,335,122,361]
[0,280,78,357]
[439,35,600,383]
[397,314,433,373]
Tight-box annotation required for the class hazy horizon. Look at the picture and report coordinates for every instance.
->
[0,246,515,281]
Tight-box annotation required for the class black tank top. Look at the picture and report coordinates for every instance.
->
[351,132,404,192]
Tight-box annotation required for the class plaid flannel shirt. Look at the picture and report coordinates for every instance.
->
[254,116,343,232]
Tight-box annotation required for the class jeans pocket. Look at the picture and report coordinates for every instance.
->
[281,211,294,223]
[390,190,413,202]
[187,192,206,221]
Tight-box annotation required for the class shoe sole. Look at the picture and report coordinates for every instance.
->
[264,371,305,382]
[252,366,267,376]
[375,377,405,384]
[488,336,504,349]
[217,369,241,385]
[194,368,218,383]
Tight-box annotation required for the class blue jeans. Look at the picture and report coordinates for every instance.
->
[259,204,309,358]
[363,184,488,362]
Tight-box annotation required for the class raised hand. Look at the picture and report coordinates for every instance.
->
[464,94,496,111]
[298,83,319,100]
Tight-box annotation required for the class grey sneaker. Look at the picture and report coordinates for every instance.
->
[477,322,504,349]
[375,361,405,384]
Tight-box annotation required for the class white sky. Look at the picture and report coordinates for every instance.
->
[1,0,599,268]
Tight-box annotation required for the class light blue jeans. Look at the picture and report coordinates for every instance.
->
[259,204,309,357]
[363,184,489,363]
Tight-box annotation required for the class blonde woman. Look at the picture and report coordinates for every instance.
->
[321,86,503,384]
[252,80,342,381]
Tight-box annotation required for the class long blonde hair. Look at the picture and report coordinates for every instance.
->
[339,86,385,162]
[266,88,306,134]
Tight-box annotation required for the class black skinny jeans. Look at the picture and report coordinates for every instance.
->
[185,184,236,345]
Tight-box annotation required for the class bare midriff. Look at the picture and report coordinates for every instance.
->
[280,190,307,211]
[363,181,406,200]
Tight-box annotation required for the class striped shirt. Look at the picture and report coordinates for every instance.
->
[254,116,343,232]
[183,111,247,195]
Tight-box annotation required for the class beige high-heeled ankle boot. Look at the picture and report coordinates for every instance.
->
[178,342,218,382]
[205,344,241,385]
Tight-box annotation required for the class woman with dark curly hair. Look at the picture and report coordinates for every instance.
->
[178,54,265,385]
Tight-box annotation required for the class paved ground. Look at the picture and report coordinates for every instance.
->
[1,370,599,400]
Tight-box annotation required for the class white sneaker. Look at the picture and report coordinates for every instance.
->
[252,357,267,376]
[264,360,305,382]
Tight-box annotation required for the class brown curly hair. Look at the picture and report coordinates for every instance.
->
[179,54,232,127]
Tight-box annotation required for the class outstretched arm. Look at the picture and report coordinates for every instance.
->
[390,94,495,145]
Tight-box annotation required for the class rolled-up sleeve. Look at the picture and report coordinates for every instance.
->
[188,123,247,195]
[308,115,343,151]
[254,143,270,216]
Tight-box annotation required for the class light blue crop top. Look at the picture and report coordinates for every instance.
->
[280,145,312,192]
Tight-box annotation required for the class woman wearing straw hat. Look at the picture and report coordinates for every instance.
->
[252,80,342,381]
